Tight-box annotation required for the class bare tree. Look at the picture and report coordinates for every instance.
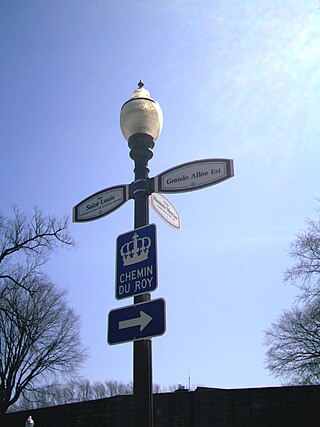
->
[284,214,320,301]
[265,299,320,384]
[74,379,93,401]
[11,378,178,411]
[91,381,107,399]
[0,206,74,297]
[265,206,320,385]
[104,379,133,397]
[0,206,87,413]
[0,279,87,414]
[12,379,133,410]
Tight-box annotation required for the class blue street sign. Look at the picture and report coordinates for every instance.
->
[115,224,157,300]
[107,298,166,345]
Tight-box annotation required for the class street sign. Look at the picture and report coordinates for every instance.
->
[108,298,166,345]
[149,193,181,230]
[153,158,234,194]
[115,224,157,300]
[73,184,129,222]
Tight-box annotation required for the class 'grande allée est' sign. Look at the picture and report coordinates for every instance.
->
[153,158,234,194]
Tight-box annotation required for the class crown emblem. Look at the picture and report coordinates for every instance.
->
[120,232,151,266]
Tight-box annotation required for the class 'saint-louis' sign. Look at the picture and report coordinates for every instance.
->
[73,185,129,222]
[153,159,234,194]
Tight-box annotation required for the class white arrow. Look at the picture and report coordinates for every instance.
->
[119,311,153,332]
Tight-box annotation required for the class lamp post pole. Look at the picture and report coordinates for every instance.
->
[130,133,153,427]
[120,81,163,427]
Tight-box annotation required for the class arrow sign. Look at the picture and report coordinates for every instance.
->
[153,158,234,194]
[73,184,129,222]
[108,298,166,345]
[119,311,152,332]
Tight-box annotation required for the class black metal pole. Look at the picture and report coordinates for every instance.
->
[129,133,154,427]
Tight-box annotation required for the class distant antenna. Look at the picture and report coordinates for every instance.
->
[188,370,191,390]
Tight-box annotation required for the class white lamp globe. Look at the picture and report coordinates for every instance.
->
[120,81,163,142]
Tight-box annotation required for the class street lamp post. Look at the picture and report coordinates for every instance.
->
[73,80,233,427]
[120,81,163,427]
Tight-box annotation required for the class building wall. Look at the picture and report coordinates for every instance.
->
[2,385,320,427]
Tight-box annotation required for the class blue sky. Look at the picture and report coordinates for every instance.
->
[1,0,320,390]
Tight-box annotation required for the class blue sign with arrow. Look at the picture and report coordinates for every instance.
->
[108,298,166,345]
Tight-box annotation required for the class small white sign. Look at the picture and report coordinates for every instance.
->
[154,159,234,193]
[73,185,129,222]
[149,193,181,230]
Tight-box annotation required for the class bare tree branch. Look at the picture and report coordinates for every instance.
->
[0,280,87,413]
[0,205,74,265]
[264,300,320,385]
[0,206,83,414]
[284,215,320,300]
[265,204,320,385]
